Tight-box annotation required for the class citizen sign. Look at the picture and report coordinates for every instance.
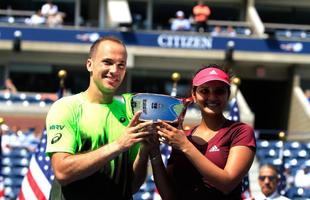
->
[157,34,213,49]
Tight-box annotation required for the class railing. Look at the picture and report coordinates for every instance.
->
[0,9,34,17]
[265,22,310,31]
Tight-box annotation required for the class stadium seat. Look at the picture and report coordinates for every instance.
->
[257,140,270,148]
[2,147,31,158]
[1,144,32,200]
[269,140,284,149]
[286,187,310,199]
[133,191,153,200]
[1,166,28,176]
[285,141,302,150]
[4,185,21,199]
[257,148,280,160]
[2,157,29,167]
[4,177,23,187]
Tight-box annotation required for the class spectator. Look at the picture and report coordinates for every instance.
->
[170,10,191,31]
[294,165,310,188]
[26,9,46,25]
[24,128,41,152]
[283,167,294,190]
[46,12,65,27]
[1,78,17,93]
[211,25,221,36]
[1,126,29,151]
[41,0,58,17]
[192,0,211,33]
[254,164,290,200]
[225,25,237,37]
[41,0,65,27]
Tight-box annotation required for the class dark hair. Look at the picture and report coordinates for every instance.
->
[88,36,126,58]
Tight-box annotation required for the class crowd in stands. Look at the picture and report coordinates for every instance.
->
[1,0,65,27]
[0,0,253,37]
[0,119,41,199]
[4,0,310,40]
[168,8,250,37]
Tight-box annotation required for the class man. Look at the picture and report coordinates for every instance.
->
[46,36,154,200]
[170,10,191,31]
[41,0,58,17]
[294,164,310,188]
[255,164,290,200]
[192,0,211,32]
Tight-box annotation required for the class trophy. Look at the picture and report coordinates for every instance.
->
[125,93,193,128]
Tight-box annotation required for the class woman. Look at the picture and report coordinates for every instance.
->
[150,64,256,200]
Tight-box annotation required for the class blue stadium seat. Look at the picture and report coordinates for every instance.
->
[2,157,30,167]
[286,187,310,199]
[257,148,280,160]
[1,166,28,176]
[4,186,21,200]
[269,140,284,149]
[133,191,154,200]
[291,30,305,39]
[284,149,307,159]
[257,140,270,148]
[2,147,31,158]
[259,157,279,166]
[285,141,302,150]
[4,177,24,187]
[304,142,310,151]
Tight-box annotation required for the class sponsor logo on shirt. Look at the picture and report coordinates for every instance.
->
[209,145,220,152]
[49,124,65,130]
[119,116,126,123]
[51,133,62,144]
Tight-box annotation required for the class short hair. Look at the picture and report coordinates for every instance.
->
[88,36,126,58]
[259,164,279,176]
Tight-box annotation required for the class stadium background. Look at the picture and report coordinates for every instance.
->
[0,0,310,199]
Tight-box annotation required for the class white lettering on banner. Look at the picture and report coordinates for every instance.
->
[157,34,213,49]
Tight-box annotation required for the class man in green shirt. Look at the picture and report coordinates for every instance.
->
[46,36,154,199]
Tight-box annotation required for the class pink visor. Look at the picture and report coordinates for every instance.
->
[192,67,230,86]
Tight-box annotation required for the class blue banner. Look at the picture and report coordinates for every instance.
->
[0,25,309,54]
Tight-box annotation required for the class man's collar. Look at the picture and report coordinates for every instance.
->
[265,191,280,199]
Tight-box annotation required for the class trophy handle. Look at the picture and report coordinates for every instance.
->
[176,97,193,129]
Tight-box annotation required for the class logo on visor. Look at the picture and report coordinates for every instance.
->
[209,70,218,75]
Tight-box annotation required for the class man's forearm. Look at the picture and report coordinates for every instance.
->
[131,147,149,193]
[52,141,124,185]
